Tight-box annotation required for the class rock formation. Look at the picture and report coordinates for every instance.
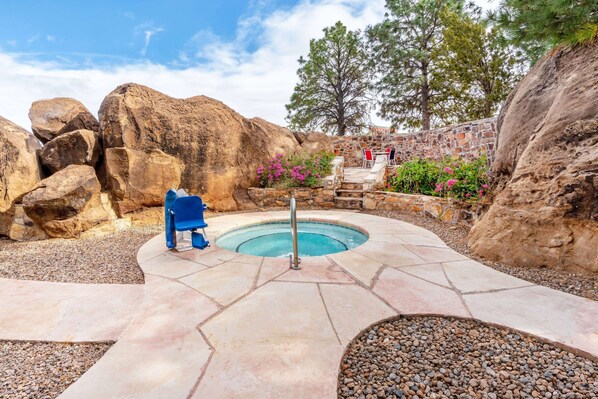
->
[23,165,110,238]
[39,129,101,173]
[105,147,183,215]
[99,83,302,211]
[469,43,598,275]
[293,131,333,153]
[29,98,99,142]
[0,116,42,236]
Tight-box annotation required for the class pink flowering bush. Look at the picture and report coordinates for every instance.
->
[387,155,490,201]
[257,152,334,188]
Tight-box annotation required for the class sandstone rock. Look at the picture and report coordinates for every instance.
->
[39,129,101,173]
[23,165,110,238]
[29,98,99,142]
[7,205,48,241]
[99,83,301,211]
[0,116,42,236]
[469,43,598,275]
[104,147,183,215]
[294,131,333,153]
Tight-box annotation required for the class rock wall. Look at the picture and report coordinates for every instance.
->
[363,192,486,225]
[333,118,497,167]
[247,187,335,208]
[469,43,598,275]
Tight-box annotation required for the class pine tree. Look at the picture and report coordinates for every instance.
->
[495,0,598,63]
[285,21,373,136]
[367,0,463,130]
[433,9,524,123]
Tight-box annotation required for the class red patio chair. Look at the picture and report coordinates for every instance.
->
[362,148,374,168]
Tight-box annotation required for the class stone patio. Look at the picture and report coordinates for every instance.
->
[1,210,596,398]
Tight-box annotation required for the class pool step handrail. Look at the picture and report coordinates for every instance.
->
[289,197,301,270]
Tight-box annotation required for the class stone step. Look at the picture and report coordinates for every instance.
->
[334,196,364,202]
[336,189,366,194]
[340,182,365,190]
[335,189,365,198]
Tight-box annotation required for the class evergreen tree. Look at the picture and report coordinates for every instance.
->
[433,9,524,122]
[495,0,598,63]
[285,21,373,136]
[367,0,462,130]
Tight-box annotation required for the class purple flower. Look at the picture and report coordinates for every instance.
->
[466,193,471,198]
[434,182,444,192]
[482,184,489,189]
[447,179,457,188]
[443,167,454,175]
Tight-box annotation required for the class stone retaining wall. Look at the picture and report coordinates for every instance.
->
[247,187,335,208]
[364,191,489,225]
[333,118,497,167]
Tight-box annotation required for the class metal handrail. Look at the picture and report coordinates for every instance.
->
[289,197,301,270]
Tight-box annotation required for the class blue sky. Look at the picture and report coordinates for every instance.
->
[0,0,495,130]
[0,0,298,67]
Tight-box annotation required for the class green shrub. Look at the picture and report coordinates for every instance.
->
[387,155,490,201]
[257,151,335,188]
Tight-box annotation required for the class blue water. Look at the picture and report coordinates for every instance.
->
[216,221,368,257]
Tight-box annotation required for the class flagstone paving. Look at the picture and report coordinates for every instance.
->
[1,210,596,398]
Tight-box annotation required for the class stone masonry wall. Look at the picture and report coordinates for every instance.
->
[247,187,335,208]
[333,118,497,167]
[363,191,490,226]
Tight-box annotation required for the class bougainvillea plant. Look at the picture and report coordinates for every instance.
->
[257,152,335,188]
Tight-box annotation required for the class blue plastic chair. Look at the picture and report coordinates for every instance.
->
[169,196,210,250]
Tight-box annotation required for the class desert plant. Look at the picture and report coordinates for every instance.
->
[387,155,490,201]
[257,152,335,188]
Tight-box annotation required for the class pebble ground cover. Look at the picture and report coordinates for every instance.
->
[339,316,597,399]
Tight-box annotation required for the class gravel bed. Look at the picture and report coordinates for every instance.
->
[339,316,597,399]
[0,226,162,284]
[364,210,598,301]
[0,340,112,399]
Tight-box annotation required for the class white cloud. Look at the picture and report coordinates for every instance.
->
[46,35,56,42]
[0,0,387,131]
[141,28,164,56]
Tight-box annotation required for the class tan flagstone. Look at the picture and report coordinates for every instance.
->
[464,285,598,356]
[373,268,470,317]
[140,253,207,278]
[256,257,289,286]
[173,247,240,267]
[179,261,260,306]
[136,233,169,263]
[328,250,384,286]
[443,260,534,293]
[202,281,338,349]
[59,329,212,399]
[275,257,355,284]
[59,276,219,399]
[404,244,469,263]
[319,284,396,345]
[191,342,342,399]
[393,233,448,247]
[397,263,451,287]
[0,278,143,341]
[354,241,429,267]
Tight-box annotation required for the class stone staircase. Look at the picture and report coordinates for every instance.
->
[334,181,366,209]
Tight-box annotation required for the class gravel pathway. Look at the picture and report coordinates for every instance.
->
[0,340,112,399]
[365,210,598,301]
[0,226,161,284]
[339,316,597,399]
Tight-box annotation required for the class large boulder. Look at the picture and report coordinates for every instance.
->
[23,165,110,238]
[0,116,42,236]
[469,43,598,275]
[105,147,183,215]
[99,83,301,210]
[294,131,334,153]
[39,129,101,173]
[29,98,99,143]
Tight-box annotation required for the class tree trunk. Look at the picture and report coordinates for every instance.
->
[421,65,431,130]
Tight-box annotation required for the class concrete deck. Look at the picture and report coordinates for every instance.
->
[1,210,596,398]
